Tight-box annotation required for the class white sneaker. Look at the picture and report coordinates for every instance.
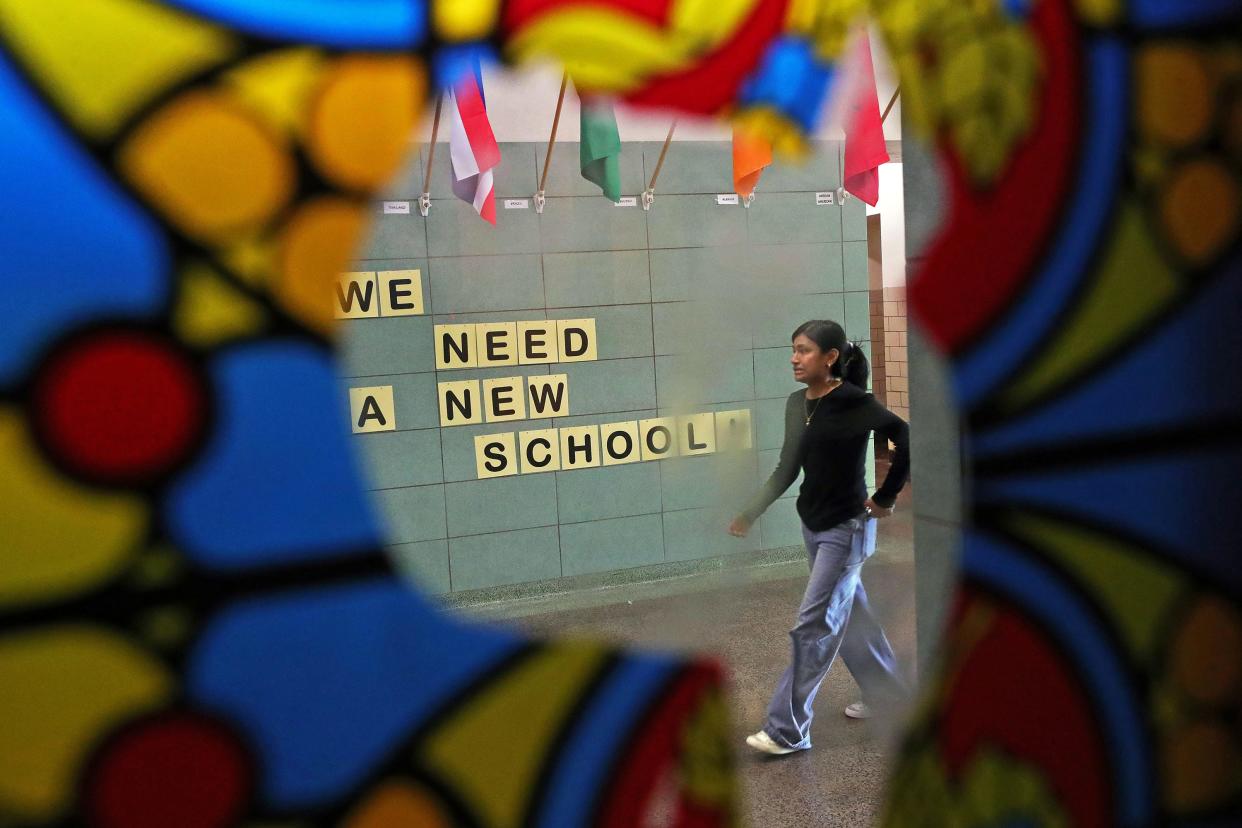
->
[745,730,804,755]
[844,702,873,720]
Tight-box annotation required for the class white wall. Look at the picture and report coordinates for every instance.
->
[868,163,907,288]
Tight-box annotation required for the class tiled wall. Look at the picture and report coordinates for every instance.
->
[343,140,871,594]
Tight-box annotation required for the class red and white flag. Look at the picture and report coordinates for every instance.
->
[446,68,501,224]
[842,32,890,207]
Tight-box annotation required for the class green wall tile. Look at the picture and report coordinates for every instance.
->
[444,475,558,536]
[560,514,664,577]
[663,507,756,562]
[552,409,656,430]
[651,300,750,356]
[539,195,648,253]
[543,250,651,307]
[546,305,653,360]
[340,315,435,377]
[751,293,846,349]
[449,526,560,590]
[746,243,844,295]
[434,363,549,384]
[356,428,443,490]
[542,141,646,198]
[427,201,542,257]
[561,357,656,415]
[360,212,428,260]
[753,347,798,400]
[427,254,544,313]
[556,462,661,523]
[841,197,868,241]
[372,485,446,543]
[428,141,538,199]
[440,421,514,483]
[647,194,749,249]
[754,394,792,451]
[842,240,869,292]
[758,498,806,550]
[751,141,840,193]
[387,539,450,594]
[660,455,719,511]
[642,140,732,195]
[843,291,870,342]
[655,351,753,406]
[746,193,841,245]
[429,311,550,339]
[649,246,750,301]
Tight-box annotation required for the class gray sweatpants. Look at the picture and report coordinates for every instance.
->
[763,517,907,749]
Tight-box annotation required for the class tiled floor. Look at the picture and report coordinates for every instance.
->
[477,471,918,826]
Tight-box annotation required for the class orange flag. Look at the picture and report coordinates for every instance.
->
[732,126,772,198]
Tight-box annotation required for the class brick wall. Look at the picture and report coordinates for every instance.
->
[882,286,909,421]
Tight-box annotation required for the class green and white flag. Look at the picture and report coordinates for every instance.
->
[580,99,622,202]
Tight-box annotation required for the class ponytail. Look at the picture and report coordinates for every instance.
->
[840,340,870,390]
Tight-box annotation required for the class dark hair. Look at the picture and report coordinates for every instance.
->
[792,320,870,389]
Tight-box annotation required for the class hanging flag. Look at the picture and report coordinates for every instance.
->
[732,125,772,199]
[580,98,622,202]
[447,65,501,224]
[842,31,890,206]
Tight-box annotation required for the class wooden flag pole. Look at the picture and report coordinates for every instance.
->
[880,86,900,125]
[536,73,569,213]
[643,119,677,210]
[419,95,443,216]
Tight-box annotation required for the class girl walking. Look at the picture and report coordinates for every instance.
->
[729,320,910,754]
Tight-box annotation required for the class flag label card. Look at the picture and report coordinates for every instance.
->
[383,201,411,214]
[504,199,530,209]
[615,196,638,207]
[716,194,740,206]
[816,191,836,205]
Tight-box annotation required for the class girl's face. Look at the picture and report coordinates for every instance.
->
[791,334,838,385]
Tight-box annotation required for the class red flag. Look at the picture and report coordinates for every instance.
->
[842,33,889,206]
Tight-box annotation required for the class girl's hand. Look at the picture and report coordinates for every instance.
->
[728,516,752,537]
[864,498,894,519]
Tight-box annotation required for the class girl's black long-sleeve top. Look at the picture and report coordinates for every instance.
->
[741,382,910,531]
